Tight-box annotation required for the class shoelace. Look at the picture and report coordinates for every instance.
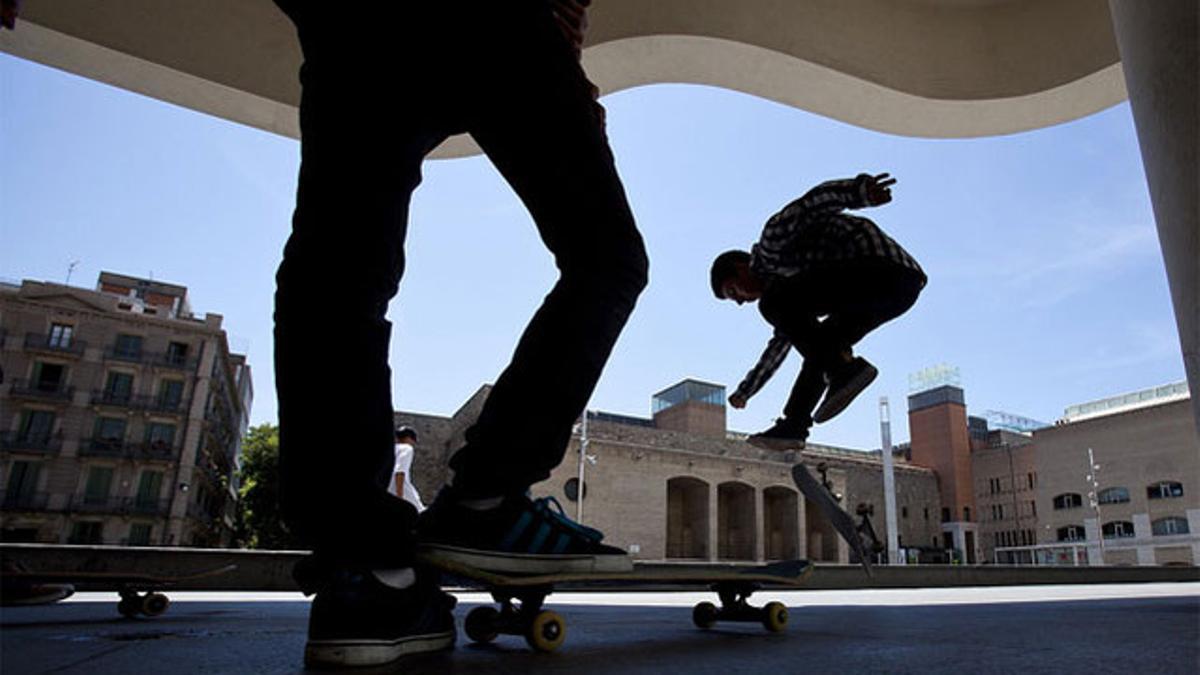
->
[532,496,604,543]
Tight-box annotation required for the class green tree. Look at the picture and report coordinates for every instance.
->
[235,423,303,549]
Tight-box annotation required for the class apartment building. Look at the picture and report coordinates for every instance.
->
[0,272,252,547]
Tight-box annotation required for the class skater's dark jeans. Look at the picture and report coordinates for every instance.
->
[273,1,648,569]
[759,262,925,430]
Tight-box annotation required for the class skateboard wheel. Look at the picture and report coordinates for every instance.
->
[117,597,140,618]
[692,601,719,629]
[141,592,170,617]
[464,606,500,644]
[761,601,788,632]
[525,610,566,653]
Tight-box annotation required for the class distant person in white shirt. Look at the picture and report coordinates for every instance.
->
[390,426,424,511]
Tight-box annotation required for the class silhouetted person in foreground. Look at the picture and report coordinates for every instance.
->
[271,0,647,668]
[711,173,925,450]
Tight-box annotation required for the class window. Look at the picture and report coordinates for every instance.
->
[135,471,164,509]
[48,323,74,348]
[941,507,950,523]
[1028,473,1036,490]
[32,362,65,391]
[114,334,143,359]
[145,423,176,449]
[92,417,127,448]
[1151,517,1190,536]
[83,466,114,505]
[104,372,135,402]
[1098,487,1130,504]
[1102,521,1135,539]
[924,507,929,521]
[901,506,908,519]
[1053,493,1083,510]
[1029,500,1037,517]
[1147,481,1184,500]
[157,380,184,409]
[995,504,1004,520]
[18,410,55,443]
[128,523,153,546]
[963,507,971,522]
[3,461,41,504]
[69,521,103,544]
[165,342,189,366]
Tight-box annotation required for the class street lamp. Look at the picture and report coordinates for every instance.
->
[1085,447,1104,565]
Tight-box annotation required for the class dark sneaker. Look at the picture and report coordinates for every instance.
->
[813,357,878,423]
[748,418,809,451]
[302,566,456,669]
[417,492,633,574]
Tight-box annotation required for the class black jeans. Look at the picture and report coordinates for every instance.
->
[273,1,648,569]
[758,262,925,429]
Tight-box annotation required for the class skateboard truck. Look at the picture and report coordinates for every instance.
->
[465,586,568,652]
[693,581,788,633]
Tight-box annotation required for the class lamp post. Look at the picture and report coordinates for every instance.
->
[1085,447,1105,565]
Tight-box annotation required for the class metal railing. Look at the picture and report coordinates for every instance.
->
[78,438,180,461]
[103,346,145,363]
[0,431,63,455]
[78,437,129,458]
[90,390,186,414]
[9,379,74,401]
[23,332,86,356]
[154,352,196,370]
[67,494,172,517]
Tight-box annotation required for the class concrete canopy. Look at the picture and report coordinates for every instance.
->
[0,0,1126,157]
[2,1,1195,433]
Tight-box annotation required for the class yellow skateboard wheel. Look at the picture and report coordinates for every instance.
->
[761,601,788,632]
[525,610,566,652]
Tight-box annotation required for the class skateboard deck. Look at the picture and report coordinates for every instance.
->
[419,553,811,652]
[1,563,236,616]
[791,463,876,576]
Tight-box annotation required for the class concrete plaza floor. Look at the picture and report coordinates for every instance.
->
[2,583,1197,674]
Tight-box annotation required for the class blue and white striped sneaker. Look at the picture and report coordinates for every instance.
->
[416,491,632,574]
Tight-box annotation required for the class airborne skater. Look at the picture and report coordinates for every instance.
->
[711,172,926,450]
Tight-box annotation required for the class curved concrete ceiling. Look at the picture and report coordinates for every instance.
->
[0,0,1125,158]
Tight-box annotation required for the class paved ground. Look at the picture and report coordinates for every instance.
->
[2,584,1197,674]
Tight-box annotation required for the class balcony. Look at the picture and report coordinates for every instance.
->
[91,389,136,407]
[69,494,128,514]
[104,346,146,364]
[153,352,197,371]
[78,437,130,458]
[77,438,180,462]
[130,440,180,462]
[23,332,86,358]
[90,391,186,415]
[0,431,63,455]
[9,379,75,403]
[66,494,171,517]
[0,490,51,511]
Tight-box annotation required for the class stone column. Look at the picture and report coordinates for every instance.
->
[1132,513,1155,565]
[1108,1,1200,433]
[708,482,719,562]
[754,486,765,562]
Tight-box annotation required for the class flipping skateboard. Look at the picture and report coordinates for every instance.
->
[791,462,881,575]
[419,553,812,652]
[0,563,236,617]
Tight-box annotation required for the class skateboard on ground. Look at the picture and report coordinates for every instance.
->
[791,462,881,575]
[419,553,812,652]
[0,563,236,617]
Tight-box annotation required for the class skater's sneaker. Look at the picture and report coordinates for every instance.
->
[747,418,809,451]
[813,357,878,423]
[301,564,456,669]
[417,491,633,574]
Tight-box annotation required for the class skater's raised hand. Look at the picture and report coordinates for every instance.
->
[862,173,896,206]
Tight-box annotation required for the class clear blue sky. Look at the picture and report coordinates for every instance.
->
[0,53,1185,450]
